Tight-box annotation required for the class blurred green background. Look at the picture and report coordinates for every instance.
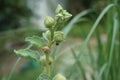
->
[0,0,120,80]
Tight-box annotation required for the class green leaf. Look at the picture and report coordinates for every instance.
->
[25,36,45,48]
[42,32,49,42]
[37,74,51,80]
[14,49,40,61]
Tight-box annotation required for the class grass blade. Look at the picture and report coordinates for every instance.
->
[7,44,32,80]
[98,63,107,80]
[106,9,119,79]
[78,4,115,57]
[71,48,86,80]
[69,4,115,80]
[62,9,92,37]
[7,58,21,80]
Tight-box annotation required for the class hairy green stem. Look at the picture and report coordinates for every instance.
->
[45,53,50,76]
[51,29,54,41]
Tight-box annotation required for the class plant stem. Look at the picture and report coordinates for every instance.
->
[46,27,55,76]
[45,53,50,76]
[51,28,54,41]
[7,57,21,80]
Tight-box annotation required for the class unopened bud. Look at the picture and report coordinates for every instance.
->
[53,73,66,80]
[44,16,55,28]
[54,31,64,43]
[55,4,72,23]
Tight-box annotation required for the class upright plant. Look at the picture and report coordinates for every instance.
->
[14,4,72,80]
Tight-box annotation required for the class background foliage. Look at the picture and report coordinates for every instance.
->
[0,0,33,31]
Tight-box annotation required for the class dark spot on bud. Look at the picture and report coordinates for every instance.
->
[56,42,59,45]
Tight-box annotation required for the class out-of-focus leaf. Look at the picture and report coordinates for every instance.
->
[25,36,45,48]
[14,49,40,61]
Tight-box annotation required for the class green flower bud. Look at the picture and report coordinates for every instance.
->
[56,4,63,14]
[54,31,64,43]
[45,30,51,41]
[44,16,55,28]
[53,73,66,80]
[55,4,72,24]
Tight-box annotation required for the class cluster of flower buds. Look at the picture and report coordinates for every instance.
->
[44,4,72,29]
[55,4,72,23]
[44,4,72,46]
